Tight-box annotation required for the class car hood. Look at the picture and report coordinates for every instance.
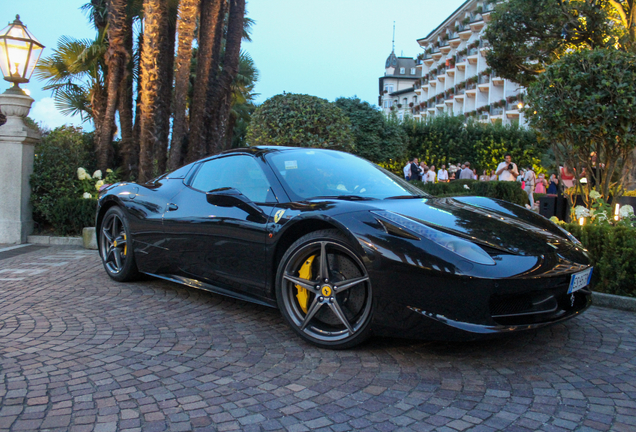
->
[324,196,583,259]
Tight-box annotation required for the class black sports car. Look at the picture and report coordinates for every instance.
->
[96,147,592,349]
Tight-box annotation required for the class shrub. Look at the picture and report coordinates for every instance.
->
[48,198,98,236]
[564,223,636,297]
[246,93,355,152]
[334,97,407,163]
[413,179,528,206]
[31,126,95,227]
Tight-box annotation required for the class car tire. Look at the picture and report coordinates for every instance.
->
[276,229,374,349]
[99,206,140,282]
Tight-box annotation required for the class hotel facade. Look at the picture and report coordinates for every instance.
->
[379,0,526,126]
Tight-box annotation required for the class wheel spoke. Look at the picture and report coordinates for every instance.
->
[102,227,114,244]
[319,241,330,282]
[334,276,369,293]
[111,216,119,240]
[300,297,323,331]
[329,300,354,334]
[284,274,318,292]
[113,248,122,271]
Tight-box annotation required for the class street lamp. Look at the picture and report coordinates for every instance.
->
[0,15,44,94]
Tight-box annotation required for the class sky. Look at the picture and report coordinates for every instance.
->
[3,0,466,130]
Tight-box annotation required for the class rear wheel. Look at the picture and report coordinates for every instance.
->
[99,206,140,282]
[276,229,373,349]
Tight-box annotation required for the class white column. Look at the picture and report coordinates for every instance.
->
[0,91,40,244]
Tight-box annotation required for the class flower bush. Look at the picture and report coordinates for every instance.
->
[77,167,120,199]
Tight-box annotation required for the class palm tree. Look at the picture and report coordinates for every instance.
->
[186,0,226,163]
[96,0,130,170]
[204,0,246,155]
[34,35,107,131]
[138,0,169,182]
[168,0,201,171]
[224,50,259,149]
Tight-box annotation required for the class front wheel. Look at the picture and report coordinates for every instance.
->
[99,206,140,282]
[276,229,374,349]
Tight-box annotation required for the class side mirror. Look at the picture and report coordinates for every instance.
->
[206,188,267,223]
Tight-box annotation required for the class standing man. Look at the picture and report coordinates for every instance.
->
[409,158,421,182]
[427,165,436,183]
[403,161,411,180]
[437,164,449,182]
[460,162,473,180]
[496,154,519,181]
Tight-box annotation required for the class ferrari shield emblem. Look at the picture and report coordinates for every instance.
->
[274,209,285,223]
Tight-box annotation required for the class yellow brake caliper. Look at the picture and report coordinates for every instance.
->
[122,234,127,256]
[295,255,315,313]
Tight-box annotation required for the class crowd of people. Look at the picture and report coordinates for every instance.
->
[402,153,563,209]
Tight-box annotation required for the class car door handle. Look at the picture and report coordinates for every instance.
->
[167,203,179,211]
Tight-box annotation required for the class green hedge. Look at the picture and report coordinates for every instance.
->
[48,198,97,236]
[564,223,636,298]
[412,179,529,206]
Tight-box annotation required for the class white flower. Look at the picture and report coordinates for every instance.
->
[620,205,634,218]
[463,184,470,190]
[92,170,102,179]
[82,192,92,199]
[594,211,608,222]
[77,167,88,180]
[589,190,601,200]
[95,180,105,191]
[574,205,591,220]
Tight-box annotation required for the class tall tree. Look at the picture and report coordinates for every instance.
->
[96,0,130,170]
[186,0,226,163]
[167,0,201,171]
[204,0,246,155]
[138,0,169,182]
[118,2,136,178]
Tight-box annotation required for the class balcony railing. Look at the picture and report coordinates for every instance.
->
[432,47,441,54]
[449,31,459,40]
[483,3,495,13]
[470,13,483,23]
[417,59,424,65]
[438,67,447,75]
[456,54,467,63]
[456,87,466,95]
[490,107,504,116]
[445,94,454,100]
[480,38,491,48]
[468,47,479,56]
[424,52,433,60]
[507,102,523,111]
[457,23,470,33]
[440,39,450,47]
[478,74,490,84]
[467,82,477,90]
[428,101,436,108]
[436,97,445,105]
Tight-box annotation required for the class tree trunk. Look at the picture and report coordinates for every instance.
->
[225,111,236,150]
[96,0,129,170]
[205,0,246,155]
[186,0,225,163]
[118,7,136,180]
[138,0,169,182]
[168,0,201,171]
[153,1,178,174]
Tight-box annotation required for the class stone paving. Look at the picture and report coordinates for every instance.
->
[0,246,635,432]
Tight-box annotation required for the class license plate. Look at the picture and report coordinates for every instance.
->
[568,267,593,294]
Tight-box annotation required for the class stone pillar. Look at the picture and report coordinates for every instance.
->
[0,91,40,244]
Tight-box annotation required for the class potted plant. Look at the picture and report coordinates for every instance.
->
[409,102,414,107]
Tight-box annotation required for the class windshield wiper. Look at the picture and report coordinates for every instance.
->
[312,195,377,201]
[384,194,427,199]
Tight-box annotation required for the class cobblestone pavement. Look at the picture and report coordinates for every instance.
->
[0,246,635,432]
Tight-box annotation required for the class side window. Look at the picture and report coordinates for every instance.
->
[191,155,277,203]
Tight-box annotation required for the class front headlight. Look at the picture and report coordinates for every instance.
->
[372,210,495,266]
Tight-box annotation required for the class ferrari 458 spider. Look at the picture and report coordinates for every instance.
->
[96,147,592,348]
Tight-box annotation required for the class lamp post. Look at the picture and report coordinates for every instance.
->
[0,15,44,244]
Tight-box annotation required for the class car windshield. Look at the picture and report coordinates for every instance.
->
[265,149,428,200]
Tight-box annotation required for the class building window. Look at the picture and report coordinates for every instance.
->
[411,68,416,75]
[400,67,405,74]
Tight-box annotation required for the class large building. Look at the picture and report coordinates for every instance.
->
[379,0,526,126]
